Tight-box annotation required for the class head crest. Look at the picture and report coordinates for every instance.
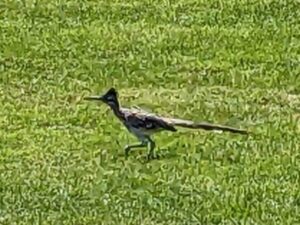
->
[106,88,117,96]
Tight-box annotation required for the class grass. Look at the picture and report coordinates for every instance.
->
[1,0,300,224]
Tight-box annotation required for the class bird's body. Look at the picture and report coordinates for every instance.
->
[85,88,248,160]
[115,107,177,140]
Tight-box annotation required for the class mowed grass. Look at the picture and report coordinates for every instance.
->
[1,0,300,224]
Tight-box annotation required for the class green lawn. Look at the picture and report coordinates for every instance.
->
[1,0,300,224]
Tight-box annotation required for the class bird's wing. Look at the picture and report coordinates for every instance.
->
[122,107,176,132]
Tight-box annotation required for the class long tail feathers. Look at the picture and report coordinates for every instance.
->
[164,118,248,135]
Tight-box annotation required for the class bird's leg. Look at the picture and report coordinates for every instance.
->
[124,141,147,158]
[146,138,157,160]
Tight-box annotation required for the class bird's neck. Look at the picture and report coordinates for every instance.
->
[109,102,124,118]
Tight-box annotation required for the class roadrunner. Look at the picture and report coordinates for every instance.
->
[84,88,248,160]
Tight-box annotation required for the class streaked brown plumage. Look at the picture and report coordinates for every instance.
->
[84,88,248,160]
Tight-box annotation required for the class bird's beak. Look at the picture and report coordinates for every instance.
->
[84,95,104,101]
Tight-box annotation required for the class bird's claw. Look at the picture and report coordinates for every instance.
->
[124,146,130,159]
[147,153,160,161]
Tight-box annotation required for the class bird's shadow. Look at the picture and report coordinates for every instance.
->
[116,146,242,164]
[137,151,179,164]
[117,147,179,163]
[156,148,179,160]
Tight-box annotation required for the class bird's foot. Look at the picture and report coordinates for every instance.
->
[146,153,160,161]
[154,154,160,160]
[124,145,130,159]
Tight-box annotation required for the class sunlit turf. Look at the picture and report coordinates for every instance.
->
[1,0,300,224]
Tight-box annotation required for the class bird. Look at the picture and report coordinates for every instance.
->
[84,88,248,160]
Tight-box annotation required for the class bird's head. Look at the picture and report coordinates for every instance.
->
[84,88,119,108]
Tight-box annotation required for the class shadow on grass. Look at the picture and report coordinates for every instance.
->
[156,148,179,160]
[116,147,179,163]
[116,146,242,164]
